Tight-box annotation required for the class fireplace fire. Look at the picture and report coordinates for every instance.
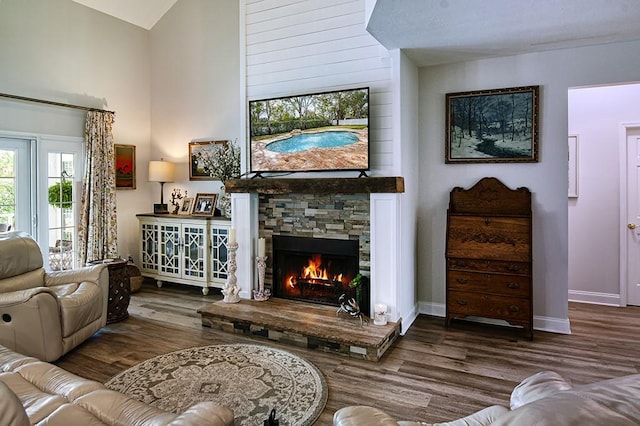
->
[272,235,361,308]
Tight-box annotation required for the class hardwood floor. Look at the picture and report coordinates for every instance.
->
[55,281,640,425]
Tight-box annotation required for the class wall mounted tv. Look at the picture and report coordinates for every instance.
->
[249,87,369,175]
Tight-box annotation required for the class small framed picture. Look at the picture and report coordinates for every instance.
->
[189,140,229,180]
[178,197,194,215]
[192,193,218,216]
[114,144,136,189]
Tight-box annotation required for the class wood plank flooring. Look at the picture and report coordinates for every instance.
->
[54,280,640,425]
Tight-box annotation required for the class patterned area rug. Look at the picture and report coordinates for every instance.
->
[105,344,327,425]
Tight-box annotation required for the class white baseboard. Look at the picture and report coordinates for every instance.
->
[568,290,621,306]
[417,301,571,334]
[399,305,418,335]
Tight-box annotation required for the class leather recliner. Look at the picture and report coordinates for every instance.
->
[0,231,109,361]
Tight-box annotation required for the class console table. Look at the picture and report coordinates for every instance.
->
[136,214,231,295]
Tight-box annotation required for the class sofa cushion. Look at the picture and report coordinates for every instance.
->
[0,232,43,280]
[75,389,179,424]
[0,380,29,426]
[0,371,68,424]
[0,269,46,294]
[15,361,105,402]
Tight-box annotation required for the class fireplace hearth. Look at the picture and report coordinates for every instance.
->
[273,235,361,308]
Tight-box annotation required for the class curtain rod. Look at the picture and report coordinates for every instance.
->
[0,92,115,114]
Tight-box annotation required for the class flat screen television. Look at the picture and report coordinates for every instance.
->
[248,87,369,175]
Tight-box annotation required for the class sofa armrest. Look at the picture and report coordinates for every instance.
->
[0,287,56,307]
[168,402,235,425]
[44,264,107,289]
[509,371,573,410]
[333,406,400,425]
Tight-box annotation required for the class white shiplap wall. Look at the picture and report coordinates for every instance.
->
[243,0,393,172]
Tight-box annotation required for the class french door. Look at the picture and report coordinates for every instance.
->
[0,133,83,270]
[0,137,34,233]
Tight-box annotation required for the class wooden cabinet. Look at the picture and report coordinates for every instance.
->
[445,177,533,339]
[137,214,231,295]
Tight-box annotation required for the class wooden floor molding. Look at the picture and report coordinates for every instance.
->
[54,281,640,425]
[198,298,401,361]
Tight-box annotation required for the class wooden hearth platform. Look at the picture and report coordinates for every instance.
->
[197,298,401,362]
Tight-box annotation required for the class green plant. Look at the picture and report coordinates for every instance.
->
[48,180,72,208]
[349,273,367,307]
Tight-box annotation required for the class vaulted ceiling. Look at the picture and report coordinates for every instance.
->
[72,0,640,67]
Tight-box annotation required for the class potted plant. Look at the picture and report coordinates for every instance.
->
[48,180,72,208]
[348,273,368,309]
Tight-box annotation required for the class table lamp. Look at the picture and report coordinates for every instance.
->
[149,159,175,214]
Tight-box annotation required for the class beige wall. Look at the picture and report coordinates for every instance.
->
[0,0,240,262]
[0,0,151,260]
[149,0,240,204]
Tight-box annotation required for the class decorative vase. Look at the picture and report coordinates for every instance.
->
[219,185,232,218]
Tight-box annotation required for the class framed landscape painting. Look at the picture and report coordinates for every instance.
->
[445,85,539,163]
[115,144,136,189]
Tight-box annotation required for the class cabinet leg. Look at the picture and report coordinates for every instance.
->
[202,287,209,296]
[156,280,163,288]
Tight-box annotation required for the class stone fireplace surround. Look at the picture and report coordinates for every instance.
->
[227,176,404,323]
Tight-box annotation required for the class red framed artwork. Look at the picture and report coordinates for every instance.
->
[115,144,136,189]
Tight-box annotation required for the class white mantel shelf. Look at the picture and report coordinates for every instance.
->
[225,176,405,194]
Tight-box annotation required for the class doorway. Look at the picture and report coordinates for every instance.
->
[568,83,640,307]
[623,125,640,306]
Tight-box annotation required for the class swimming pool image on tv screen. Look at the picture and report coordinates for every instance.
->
[248,86,370,173]
[266,131,359,153]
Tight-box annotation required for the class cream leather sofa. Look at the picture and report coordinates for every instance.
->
[0,344,234,425]
[334,371,640,425]
[0,232,109,362]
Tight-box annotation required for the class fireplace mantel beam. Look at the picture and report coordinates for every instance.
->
[225,176,404,194]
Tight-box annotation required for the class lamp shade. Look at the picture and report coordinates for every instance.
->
[148,160,175,183]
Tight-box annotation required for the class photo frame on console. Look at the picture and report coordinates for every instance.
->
[445,85,539,164]
[192,193,217,216]
[178,197,194,215]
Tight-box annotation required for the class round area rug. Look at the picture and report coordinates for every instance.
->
[105,344,327,426]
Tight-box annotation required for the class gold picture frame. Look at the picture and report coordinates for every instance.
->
[189,140,229,180]
[446,85,539,163]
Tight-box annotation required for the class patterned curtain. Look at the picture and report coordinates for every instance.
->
[78,111,118,264]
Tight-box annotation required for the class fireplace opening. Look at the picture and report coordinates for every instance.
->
[273,235,363,308]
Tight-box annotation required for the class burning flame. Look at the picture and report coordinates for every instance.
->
[286,254,344,288]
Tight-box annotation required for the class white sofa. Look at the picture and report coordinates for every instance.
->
[0,232,109,361]
[334,371,640,425]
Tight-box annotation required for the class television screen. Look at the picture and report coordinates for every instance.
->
[249,87,369,174]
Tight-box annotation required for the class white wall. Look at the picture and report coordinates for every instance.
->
[418,40,640,333]
[0,0,151,261]
[149,0,240,201]
[395,50,420,329]
[568,83,640,305]
[244,0,393,174]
